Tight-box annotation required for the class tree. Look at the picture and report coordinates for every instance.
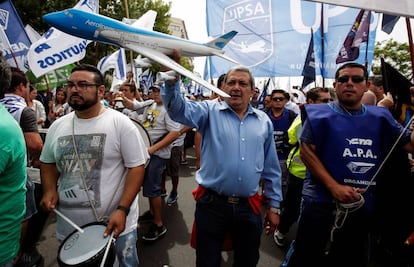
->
[372,39,412,81]
[13,0,172,64]
[13,0,194,80]
[13,0,75,33]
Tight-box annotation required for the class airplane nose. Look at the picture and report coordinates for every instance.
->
[42,12,62,27]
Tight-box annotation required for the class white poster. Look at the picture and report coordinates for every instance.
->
[27,0,99,77]
[305,0,414,17]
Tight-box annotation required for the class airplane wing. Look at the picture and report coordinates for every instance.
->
[124,44,230,98]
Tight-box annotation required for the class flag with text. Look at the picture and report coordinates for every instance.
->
[27,0,99,77]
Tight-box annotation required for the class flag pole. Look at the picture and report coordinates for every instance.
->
[364,11,371,70]
[405,17,414,77]
[320,4,325,88]
[124,0,134,76]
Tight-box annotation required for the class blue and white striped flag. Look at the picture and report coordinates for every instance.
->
[139,69,153,94]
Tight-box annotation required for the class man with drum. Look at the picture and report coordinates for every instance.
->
[40,64,149,266]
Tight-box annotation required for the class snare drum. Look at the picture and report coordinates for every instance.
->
[26,167,41,184]
[57,222,115,267]
[131,119,152,166]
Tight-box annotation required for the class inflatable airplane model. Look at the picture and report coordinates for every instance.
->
[43,9,238,97]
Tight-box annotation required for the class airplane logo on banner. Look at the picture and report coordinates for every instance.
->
[223,0,273,67]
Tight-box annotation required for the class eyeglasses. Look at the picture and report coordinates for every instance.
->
[317,98,334,103]
[337,75,365,83]
[63,81,100,90]
[272,97,286,102]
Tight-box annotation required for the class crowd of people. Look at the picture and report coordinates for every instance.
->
[1,48,414,267]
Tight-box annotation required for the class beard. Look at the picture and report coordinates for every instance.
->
[68,92,99,111]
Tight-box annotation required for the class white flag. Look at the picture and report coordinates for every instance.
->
[97,48,127,80]
[0,26,12,54]
[97,48,127,92]
[27,0,99,77]
[25,24,42,43]
[305,0,414,18]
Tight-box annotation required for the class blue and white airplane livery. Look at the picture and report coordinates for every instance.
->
[43,8,238,97]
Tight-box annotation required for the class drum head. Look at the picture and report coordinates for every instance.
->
[131,119,151,167]
[131,119,151,148]
[26,167,40,184]
[58,222,113,266]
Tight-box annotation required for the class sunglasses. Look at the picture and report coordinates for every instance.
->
[337,75,365,83]
[272,97,286,102]
[317,98,334,103]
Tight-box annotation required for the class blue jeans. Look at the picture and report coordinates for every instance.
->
[0,261,13,267]
[281,196,371,267]
[24,177,37,220]
[278,173,304,234]
[195,190,262,267]
[115,230,139,267]
[143,155,167,198]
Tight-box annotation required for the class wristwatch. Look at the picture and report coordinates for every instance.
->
[269,206,281,215]
[117,205,130,216]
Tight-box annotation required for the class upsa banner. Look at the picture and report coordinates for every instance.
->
[206,0,378,79]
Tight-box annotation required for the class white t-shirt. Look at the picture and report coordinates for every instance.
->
[30,99,46,129]
[141,103,181,159]
[40,108,149,240]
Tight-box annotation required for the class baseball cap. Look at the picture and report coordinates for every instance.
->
[148,84,160,94]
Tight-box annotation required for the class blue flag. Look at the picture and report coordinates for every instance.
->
[139,69,153,94]
[256,78,270,110]
[0,0,32,72]
[382,14,400,34]
[301,29,315,89]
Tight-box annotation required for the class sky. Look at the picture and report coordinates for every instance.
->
[167,0,414,77]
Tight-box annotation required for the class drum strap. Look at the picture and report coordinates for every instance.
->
[71,115,124,222]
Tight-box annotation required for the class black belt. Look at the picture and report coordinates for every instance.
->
[205,189,248,205]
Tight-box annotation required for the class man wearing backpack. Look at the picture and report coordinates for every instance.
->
[266,89,298,199]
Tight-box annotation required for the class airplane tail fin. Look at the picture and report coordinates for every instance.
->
[206,31,237,50]
[131,10,157,30]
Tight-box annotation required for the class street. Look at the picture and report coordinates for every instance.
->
[36,147,289,266]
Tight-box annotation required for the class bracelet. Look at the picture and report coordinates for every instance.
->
[269,207,281,215]
[116,205,130,216]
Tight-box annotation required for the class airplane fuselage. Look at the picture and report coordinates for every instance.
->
[43,9,224,57]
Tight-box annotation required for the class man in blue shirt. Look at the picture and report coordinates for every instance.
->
[162,54,282,267]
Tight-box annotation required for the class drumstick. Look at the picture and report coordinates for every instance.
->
[53,209,84,234]
[405,230,414,245]
[100,231,115,267]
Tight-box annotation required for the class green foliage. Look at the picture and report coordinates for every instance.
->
[12,0,193,81]
[372,39,412,81]
[13,0,172,66]
[13,0,75,34]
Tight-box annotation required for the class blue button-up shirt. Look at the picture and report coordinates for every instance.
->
[162,82,282,208]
